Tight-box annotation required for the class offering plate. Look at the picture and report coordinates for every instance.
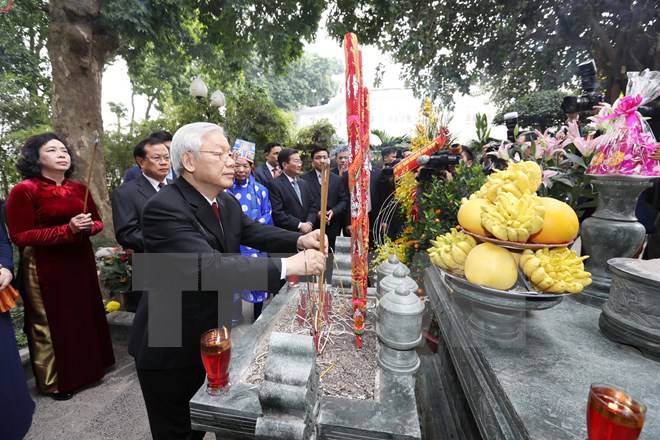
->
[439,268,573,343]
[463,230,574,250]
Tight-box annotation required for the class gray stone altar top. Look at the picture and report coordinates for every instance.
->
[190,286,421,440]
[425,266,660,440]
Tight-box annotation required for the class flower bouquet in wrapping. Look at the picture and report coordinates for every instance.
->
[587,69,660,176]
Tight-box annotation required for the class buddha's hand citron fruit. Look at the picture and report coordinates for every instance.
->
[428,228,477,275]
[464,242,518,290]
[519,247,592,293]
[481,193,545,242]
[475,160,543,203]
[530,197,579,244]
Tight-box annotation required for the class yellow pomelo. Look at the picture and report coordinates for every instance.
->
[464,243,518,290]
[510,249,523,266]
[457,197,493,236]
[530,197,579,244]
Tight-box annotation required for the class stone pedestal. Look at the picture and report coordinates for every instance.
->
[331,236,352,288]
[600,258,660,361]
[424,265,660,439]
[578,175,652,306]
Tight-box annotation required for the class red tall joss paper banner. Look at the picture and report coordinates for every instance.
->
[344,33,369,348]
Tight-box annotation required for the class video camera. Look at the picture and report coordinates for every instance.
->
[417,145,463,183]
[504,112,518,143]
[561,60,605,114]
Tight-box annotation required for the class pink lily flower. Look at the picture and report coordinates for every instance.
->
[564,121,597,157]
[541,169,559,187]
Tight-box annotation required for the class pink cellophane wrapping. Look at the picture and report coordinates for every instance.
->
[587,69,660,176]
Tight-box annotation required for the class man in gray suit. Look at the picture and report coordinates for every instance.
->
[112,137,171,252]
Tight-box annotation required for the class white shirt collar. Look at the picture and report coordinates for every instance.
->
[142,173,166,191]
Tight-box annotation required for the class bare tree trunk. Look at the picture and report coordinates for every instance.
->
[145,95,156,121]
[47,0,118,238]
[130,91,136,129]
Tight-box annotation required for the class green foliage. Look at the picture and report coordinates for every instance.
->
[326,0,660,105]
[0,125,51,199]
[293,120,337,153]
[250,53,343,111]
[161,78,293,166]
[96,247,132,296]
[493,90,567,131]
[10,304,28,349]
[474,113,494,145]
[223,84,293,158]
[371,129,411,150]
[403,163,487,276]
[103,120,167,194]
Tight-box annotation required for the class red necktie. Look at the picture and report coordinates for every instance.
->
[211,201,221,222]
[158,182,165,189]
[272,167,278,177]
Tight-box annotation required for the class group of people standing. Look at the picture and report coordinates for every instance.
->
[1,121,394,439]
[1,123,329,440]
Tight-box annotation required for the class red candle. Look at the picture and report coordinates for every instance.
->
[587,384,646,440]
[200,327,231,395]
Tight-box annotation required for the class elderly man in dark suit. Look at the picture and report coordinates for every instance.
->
[269,148,317,233]
[129,123,326,440]
[301,147,348,283]
[253,142,282,187]
[112,137,171,252]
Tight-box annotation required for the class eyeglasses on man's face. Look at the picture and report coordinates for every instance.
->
[199,149,235,162]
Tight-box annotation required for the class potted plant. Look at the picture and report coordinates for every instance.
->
[96,247,139,312]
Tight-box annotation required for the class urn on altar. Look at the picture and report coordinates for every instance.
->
[377,283,425,374]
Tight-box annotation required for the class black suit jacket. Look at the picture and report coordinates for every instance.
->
[341,166,384,229]
[300,169,348,244]
[111,174,158,252]
[128,177,300,370]
[269,174,317,231]
[253,163,274,188]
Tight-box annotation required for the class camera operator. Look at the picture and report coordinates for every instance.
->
[381,147,397,166]
[441,144,475,181]
[561,60,607,134]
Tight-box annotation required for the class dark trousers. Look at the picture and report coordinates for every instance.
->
[136,364,207,440]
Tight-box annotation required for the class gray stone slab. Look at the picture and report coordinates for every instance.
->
[425,265,660,440]
[191,284,421,440]
[318,372,421,440]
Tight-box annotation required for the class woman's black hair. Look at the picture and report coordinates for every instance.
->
[16,132,76,179]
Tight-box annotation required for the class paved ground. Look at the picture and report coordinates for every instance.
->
[23,303,257,440]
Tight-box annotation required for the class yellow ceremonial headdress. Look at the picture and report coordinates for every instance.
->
[233,139,256,163]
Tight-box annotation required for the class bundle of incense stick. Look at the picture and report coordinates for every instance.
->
[315,160,330,334]
[82,137,100,214]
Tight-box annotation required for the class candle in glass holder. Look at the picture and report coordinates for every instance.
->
[587,383,646,440]
[200,327,231,396]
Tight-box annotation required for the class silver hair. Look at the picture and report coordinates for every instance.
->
[331,145,348,158]
[170,122,225,176]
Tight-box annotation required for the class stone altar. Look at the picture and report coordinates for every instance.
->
[424,265,660,439]
[189,287,422,440]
